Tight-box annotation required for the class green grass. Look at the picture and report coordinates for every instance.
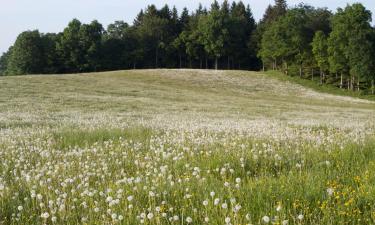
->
[0,69,374,224]
[52,127,153,149]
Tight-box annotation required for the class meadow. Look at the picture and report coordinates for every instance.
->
[0,69,374,225]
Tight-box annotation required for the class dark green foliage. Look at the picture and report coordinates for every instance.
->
[258,2,375,94]
[1,32,61,75]
[100,21,129,70]
[6,30,45,75]
[0,47,12,76]
[327,4,374,91]
[345,4,373,91]
[79,20,104,72]
[260,6,328,74]
[56,19,83,73]
[41,33,62,74]
[198,1,228,70]
[57,19,104,73]
[1,2,256,73]
[230,2,258,69]
[134,5,176,68]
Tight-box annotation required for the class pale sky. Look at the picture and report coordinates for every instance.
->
[1,0,374,54]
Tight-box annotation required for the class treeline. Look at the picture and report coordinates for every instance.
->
[0,0,374,94]
[258,2,375,94]
[0,1,258,75]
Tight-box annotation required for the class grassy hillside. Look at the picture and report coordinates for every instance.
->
[0,69,374,224]
[0,69,373,128]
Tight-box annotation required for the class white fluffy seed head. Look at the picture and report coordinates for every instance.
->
[262,216,270,224]
[41,212,49,219]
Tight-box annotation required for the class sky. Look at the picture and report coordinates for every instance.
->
[1,0,375,54]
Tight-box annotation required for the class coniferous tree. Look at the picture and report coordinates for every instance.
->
[262,0,287,24]
[136,5,170,68]
[179,8,190,32]
[133,10,144,27]
[173,8,190,68]
[183,7,207,68]
[229,2,256,69]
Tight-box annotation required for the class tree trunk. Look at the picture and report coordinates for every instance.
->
[155,48,158,68]
[372,79,374,95]
[351,76,354,91]
[320,70,323,84]
[205,56,208,69]
[347,79,350,90]
[179,54,182,68]
[340,73,343,89]
[133,62,136,69]
[189,57,192,68]
[215,57,218,70]
[262,62,265,72]
[311,68,314,81]
[285,62,288,75]
[357,76,360,92]
[299,65,302,78]
[275,59,277,70]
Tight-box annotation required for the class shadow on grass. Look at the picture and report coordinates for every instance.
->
[265,71,375,101]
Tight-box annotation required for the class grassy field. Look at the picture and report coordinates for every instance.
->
[0,69,374,225]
